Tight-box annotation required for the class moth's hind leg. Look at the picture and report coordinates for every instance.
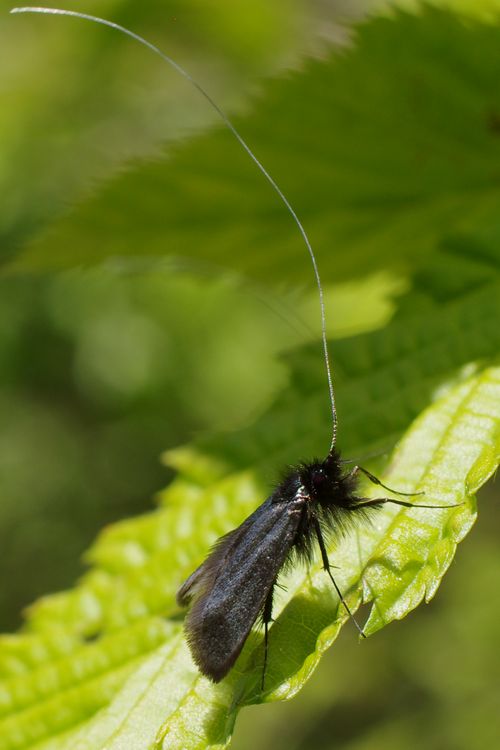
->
[261,582,276,691]
[313,518,366,638]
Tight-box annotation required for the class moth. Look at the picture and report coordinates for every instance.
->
[176,453,437,683]
[12,4,460,689]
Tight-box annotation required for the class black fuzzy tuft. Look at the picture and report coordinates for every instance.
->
[274,447,377,566]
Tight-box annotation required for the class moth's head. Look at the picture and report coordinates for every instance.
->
[302,449,344,503]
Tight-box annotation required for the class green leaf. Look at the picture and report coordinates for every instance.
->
[1,360,497,749]
[9,7,500,287]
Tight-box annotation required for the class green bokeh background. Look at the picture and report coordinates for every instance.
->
[0,1,498,748]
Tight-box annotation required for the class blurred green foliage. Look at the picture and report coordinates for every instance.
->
[0,1,499,749]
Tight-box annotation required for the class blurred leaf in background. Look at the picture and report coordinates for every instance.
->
[0,0,359,259]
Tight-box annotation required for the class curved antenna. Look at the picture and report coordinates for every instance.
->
[11,5,339,449]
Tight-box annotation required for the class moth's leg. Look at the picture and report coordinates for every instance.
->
[313,518,366,638]
[348,465,423,497]
[261,581,276,691]
[354,496,462,510]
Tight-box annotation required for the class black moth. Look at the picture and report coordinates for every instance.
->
[177,452,443,684]
[11,4,459,691]
[176,451,364,683]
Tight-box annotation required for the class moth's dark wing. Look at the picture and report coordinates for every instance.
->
[176,521,252,607]
[179,497,302,682]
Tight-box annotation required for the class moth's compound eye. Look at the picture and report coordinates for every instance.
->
[312,468,327,491]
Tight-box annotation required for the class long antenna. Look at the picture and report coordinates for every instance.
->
[11,5,339,449]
